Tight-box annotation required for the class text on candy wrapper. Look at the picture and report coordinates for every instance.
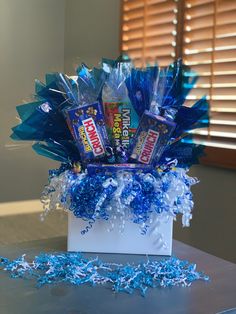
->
[113,108,131,148]
[82,118,104,156]
[138,129,159,164]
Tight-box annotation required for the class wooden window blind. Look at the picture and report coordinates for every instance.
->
[121,0,178,67]
[183,0,236,153]
[121,0,236,168]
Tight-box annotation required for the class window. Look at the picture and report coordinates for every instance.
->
[121,0,236,169]
[121,0,178,67]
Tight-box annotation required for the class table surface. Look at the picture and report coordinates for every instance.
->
[0,237,236,314]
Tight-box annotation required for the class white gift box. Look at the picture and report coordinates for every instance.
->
[67,212,173,255]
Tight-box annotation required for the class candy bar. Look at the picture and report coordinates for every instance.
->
[129,110,176,165]
[103,101,139,150]
[87,163,154,175]
[66,102,110,161]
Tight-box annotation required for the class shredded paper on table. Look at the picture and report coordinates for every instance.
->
[0,253,209,296]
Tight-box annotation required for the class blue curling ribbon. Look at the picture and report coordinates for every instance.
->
[80,218,96,235]
[49,163,71,178]
[41,166,198,230]
[140,224,150,235]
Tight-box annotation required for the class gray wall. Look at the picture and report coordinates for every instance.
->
[64,0,120,74]
[174,165,236,263]
[0,0,120,202]
[0,0,65,202]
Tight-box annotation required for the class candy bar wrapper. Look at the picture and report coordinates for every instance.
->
[87,163,154,175]
[129,110,176,165]
[66,102,110,162]
[104,101,139,149]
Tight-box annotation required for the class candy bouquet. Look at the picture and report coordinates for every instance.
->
[1,57,210,295]
[10,57,209,254]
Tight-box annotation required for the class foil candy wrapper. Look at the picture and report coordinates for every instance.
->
[66,102,111,162]
[104,101,139,150]
[87,163,154,175]
[129,110,176,165]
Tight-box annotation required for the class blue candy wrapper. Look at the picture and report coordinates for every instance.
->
[87,163,154,175]
[129,111,176,165]
[66,102,110,162]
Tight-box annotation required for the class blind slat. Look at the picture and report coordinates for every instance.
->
[185,28,236,42]
[146,12,175,26]
[147,2,175,15]
[190,126,236,139]
[123,26,174,41]
[210,113,236,126]
[123,34,175,50]
[184,100,236,113]
[185,3,214,19]
[187,0,214,7]
[211,101,236,113]
[185,49,236,64]
[189,75,236,84]
[124,0,144,11]
[183,136,236,150]
[186,5,236,26]
[186,62,236,76]
[187,19,236,33]
[123,23,175,40]
[123,19,143,30]
[133,56,173,67]
[125,46,174,59]
[186,87,236,98]
[124,10,144,21]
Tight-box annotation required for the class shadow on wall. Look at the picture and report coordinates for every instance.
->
[174,164,236,264]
